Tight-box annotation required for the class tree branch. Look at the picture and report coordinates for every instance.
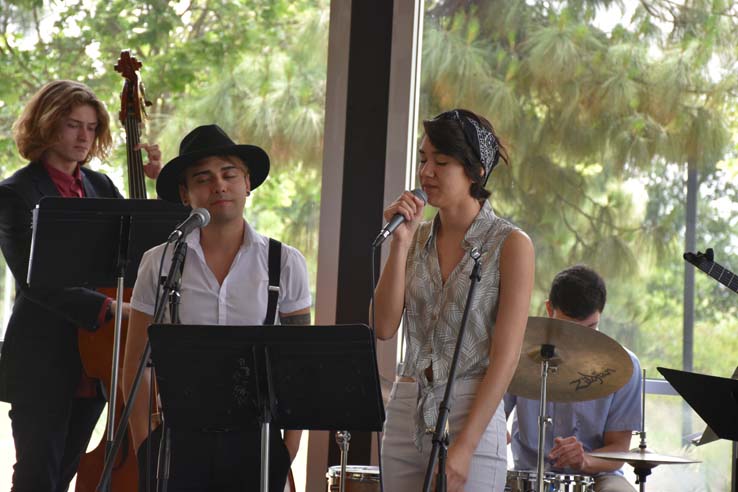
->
[561,209,590,250]
[32,6,42,44]
[1,33,42,88]
[188,0,210,41]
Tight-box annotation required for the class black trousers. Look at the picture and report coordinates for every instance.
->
[138,425,291,492]
[9,396,106,492]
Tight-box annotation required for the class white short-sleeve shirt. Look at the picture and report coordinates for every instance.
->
[131,220,311,325]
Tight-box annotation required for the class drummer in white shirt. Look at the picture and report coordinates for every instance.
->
[504,265,641,492]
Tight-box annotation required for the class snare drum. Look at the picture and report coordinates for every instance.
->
[505,470,594,492]
[326,465,380,492]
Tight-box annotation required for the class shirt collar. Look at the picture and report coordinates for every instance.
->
[184,219,263,251]
[43,161,83,185]
[242,220,267,250]
[422,201,497,253]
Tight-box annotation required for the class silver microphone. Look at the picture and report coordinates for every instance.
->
[372,189,428,247]
[167,207,211,243]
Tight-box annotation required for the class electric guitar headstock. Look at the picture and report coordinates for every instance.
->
[684,248,738,294]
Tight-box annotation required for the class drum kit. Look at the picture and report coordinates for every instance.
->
[324,316,700,492]
[326,465,380,492]
[505,316,700,492]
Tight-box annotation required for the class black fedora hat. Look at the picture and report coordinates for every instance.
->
[156,124,270,203]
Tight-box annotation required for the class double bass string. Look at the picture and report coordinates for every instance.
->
[125,115,146,199]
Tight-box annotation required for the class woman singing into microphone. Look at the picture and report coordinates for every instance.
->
[373,109,534,492]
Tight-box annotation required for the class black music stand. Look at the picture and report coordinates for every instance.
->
[27,197,190,288]
[658,367,738,492]
[693,366,738,446]
[147,323,385,492]
[26,196,190,490]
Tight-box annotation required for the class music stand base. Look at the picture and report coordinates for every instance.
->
[157,425,171,492]
[261,421,270,492]
[733,441,738,492]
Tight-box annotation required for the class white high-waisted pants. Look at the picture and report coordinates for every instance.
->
[381,379,507,492]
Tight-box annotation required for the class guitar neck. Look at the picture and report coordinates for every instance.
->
[692,259,738,294]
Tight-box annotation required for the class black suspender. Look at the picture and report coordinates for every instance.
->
[264,238,282,325]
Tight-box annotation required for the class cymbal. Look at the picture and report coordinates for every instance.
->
[507,317,633,402]
[589,449,700,468]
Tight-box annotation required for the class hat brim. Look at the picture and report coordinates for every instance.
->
[156,144,270,203]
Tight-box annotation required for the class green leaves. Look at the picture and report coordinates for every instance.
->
[0,0,329,298]
[421,0,737,272]
[421,1,738,361]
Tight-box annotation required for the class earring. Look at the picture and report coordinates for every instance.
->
[246,191,251,197]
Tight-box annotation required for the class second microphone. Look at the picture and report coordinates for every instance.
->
[372,188,428,248]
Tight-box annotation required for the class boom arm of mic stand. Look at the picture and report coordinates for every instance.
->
[97,240,189,492]
[422,249,482,492]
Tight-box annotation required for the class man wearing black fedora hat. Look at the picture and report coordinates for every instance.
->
[122,124,311,491]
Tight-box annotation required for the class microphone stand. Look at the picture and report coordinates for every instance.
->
[422,248,482,492]
[98,238,189,492]
[369,243,385,492]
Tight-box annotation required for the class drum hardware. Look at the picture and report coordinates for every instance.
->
[335,431,351,492]
[534,343,554,492]
[508,317,633,492]
[589,370,700,491]
[326,465,380,492]
[505,470,594,492]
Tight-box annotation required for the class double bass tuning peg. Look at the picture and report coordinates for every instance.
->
[138,81,153,107]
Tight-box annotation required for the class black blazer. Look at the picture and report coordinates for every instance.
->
[0,161,123,405]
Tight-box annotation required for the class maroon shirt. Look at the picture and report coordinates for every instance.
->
[43,161,86,198]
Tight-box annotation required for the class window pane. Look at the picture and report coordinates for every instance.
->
[419,2,738,490]
[621,394,731,491]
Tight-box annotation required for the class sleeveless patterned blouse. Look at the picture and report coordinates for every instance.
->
[399,201,519,449]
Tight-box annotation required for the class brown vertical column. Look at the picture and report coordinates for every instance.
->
[329,0,395,470]
[306,0,395,490]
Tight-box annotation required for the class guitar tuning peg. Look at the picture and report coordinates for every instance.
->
[706,248,714,262]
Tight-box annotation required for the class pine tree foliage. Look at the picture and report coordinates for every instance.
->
[421,0,737,301]
[0,0,328,278]
[3,0,738,383]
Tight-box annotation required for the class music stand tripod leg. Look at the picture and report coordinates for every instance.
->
[260,346,280,492]
[733,441,738,492]
[157,423,171,492]
[261,411,270,492]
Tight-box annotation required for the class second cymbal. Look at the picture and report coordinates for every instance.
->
[507,317,633,402]
[589,449,700,468]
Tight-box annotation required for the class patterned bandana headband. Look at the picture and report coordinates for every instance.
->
[436,110,500,185]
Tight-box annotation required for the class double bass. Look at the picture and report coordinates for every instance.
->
[75,50,151,491]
